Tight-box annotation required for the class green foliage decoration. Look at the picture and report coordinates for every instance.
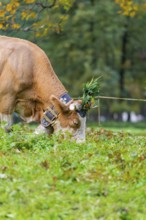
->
[81,78,100,111]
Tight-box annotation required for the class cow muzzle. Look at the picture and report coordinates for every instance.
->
[73,115,86,143]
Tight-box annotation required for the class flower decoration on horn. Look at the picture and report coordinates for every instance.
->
[81,77,100,113]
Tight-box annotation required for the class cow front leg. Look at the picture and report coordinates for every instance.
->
[0,93,16,132]
[0,113,13,132]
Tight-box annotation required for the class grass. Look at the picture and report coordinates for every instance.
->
[0,123,146,220]
[89,121,146,136]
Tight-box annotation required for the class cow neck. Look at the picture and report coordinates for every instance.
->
[41,93,72,128]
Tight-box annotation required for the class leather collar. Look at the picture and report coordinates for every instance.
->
[41,93,72,128]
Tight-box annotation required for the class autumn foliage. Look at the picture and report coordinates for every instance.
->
[115,0,146,17]
[0,0,74,35]
[0,0,146,35]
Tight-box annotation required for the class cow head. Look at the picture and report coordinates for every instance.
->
[40,95,86,143]
[35,78,99,141]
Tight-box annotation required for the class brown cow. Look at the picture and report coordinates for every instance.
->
[0,36,86,142]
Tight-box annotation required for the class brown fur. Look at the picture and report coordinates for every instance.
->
[0,36,67,122]
[51,96,81,130]
[0,36,81,131]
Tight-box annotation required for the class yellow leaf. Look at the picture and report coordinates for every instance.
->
[10,9,16,15]
[133,5,138,11]
[13,1,20,7]
[36,32,41,37]
[6,4,12,12]
[12,23,20,29]
[29,12,36,19]
[21,11,36,20]
[21,11,27,20]
[144,4,146,9]
[5,15,11,21]
[0,10,5,17]
[129,11,136,17]
[0,23,3,29]
[24,0,35,3]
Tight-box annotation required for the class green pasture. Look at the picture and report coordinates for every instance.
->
[89,121,146,136]
[0,123,146,220]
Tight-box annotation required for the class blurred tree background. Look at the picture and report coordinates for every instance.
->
[0,0,146,121]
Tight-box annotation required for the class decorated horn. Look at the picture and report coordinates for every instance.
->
[69,102,82,111]
[80,78,100,112]
[69,78,100,117]
[69,103,76,111]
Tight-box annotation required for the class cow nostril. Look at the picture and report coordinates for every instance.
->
[69,119,80,128]
[73,119,79,125]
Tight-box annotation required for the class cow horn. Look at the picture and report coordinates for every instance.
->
[69,103,76,111]
[69,101,82,111]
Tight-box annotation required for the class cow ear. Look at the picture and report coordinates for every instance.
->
[50,95,69,113]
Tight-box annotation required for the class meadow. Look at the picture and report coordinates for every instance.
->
[0,122,145,220]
